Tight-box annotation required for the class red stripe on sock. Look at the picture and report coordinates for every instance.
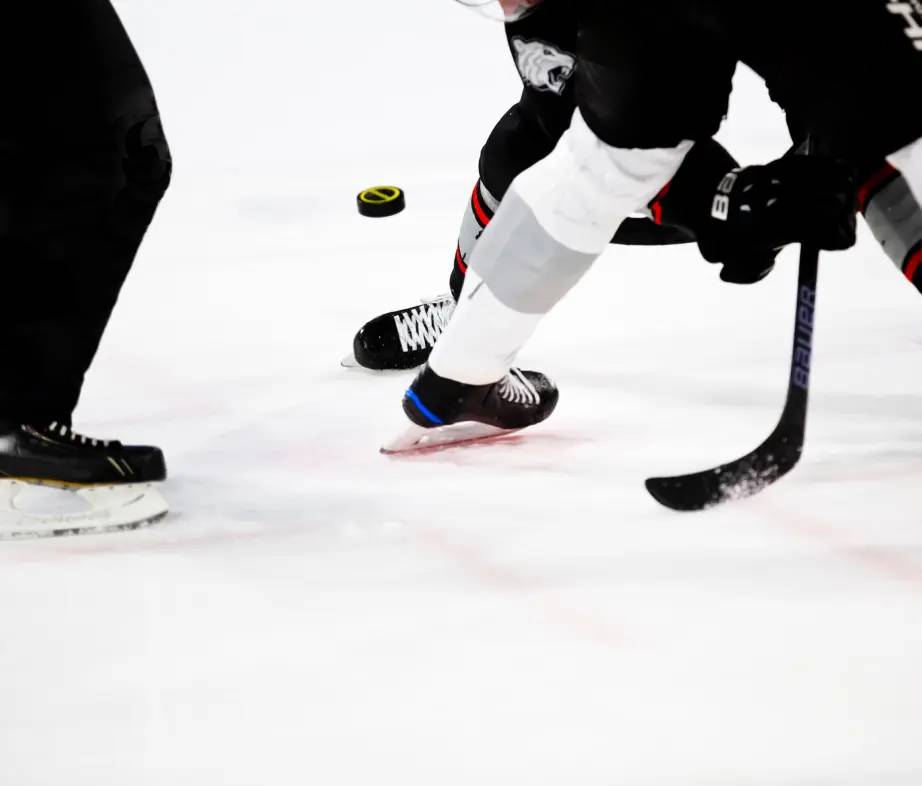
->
[904,247,922,283]
[471,182,492,227]
[649,180,672,225]
[455,244,467,273]
[858,163,899,214]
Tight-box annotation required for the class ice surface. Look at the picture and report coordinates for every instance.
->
[2,1,922,784]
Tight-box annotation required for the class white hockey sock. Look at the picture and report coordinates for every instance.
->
[428,269,541,384]
[429,109,694,386]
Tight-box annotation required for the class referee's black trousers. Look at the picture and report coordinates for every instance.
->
[0,1,171,425]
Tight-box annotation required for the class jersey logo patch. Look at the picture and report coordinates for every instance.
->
[887,1,922,50]
[511,38,577,96]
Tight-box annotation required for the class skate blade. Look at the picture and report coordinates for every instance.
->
[341,352,423,374]
[0,480,169,541]
[381,422,518,455]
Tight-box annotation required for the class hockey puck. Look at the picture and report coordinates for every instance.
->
[357,186,405,218]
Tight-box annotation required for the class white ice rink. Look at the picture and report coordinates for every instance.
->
[3,1,922,784]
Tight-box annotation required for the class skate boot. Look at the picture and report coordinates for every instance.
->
[0,421,166,485]
[381,365,558,453]
[346,294,455,371]
[0,420,168,539]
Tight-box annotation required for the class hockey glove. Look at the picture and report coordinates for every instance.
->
[697,156,857,280]
[714,247,779,285]
[643,138,779,284]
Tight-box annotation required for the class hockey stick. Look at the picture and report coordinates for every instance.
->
[645,242,819,511]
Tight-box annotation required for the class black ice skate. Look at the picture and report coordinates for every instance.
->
[0,421,168,540]
[345,294,455,371]
[381,365,558,454]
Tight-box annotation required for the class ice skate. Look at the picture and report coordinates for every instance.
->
[381,364,558,454]
[344,294,455,371]
[0,421,168,539]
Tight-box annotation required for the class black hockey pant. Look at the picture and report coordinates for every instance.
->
[479,0,736,238]
[0,1,171,425]
[575,0,922,163]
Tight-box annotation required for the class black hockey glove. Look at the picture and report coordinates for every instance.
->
[696,156,857,280]
[714,246,778,285]
[645,138,780,284]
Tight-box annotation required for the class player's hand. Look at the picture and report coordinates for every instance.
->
[697,156,858,281]
[715,248,778,285]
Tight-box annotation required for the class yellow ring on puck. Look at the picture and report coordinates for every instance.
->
[357,185,406,217]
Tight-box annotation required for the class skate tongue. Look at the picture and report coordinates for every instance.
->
[381,422,517,455]
[0,480,168,540]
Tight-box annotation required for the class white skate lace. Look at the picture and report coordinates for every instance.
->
[497,368,540,406]
[46,421,112,448]
[394,295,455,353]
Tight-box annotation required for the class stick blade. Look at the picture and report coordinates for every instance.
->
[645,461,782,512]
[645,427,802,512]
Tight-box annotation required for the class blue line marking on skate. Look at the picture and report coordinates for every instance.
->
[406,389,444,425]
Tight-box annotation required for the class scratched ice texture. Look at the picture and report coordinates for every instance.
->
[1,2,921,784]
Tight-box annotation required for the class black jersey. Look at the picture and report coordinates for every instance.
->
[576,0,922,161]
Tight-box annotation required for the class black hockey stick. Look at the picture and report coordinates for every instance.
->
[645,242,819,511]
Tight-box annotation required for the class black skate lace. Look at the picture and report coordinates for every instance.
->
[394,295,455,353]
[497,368,540,406]
[46,421,112,448]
